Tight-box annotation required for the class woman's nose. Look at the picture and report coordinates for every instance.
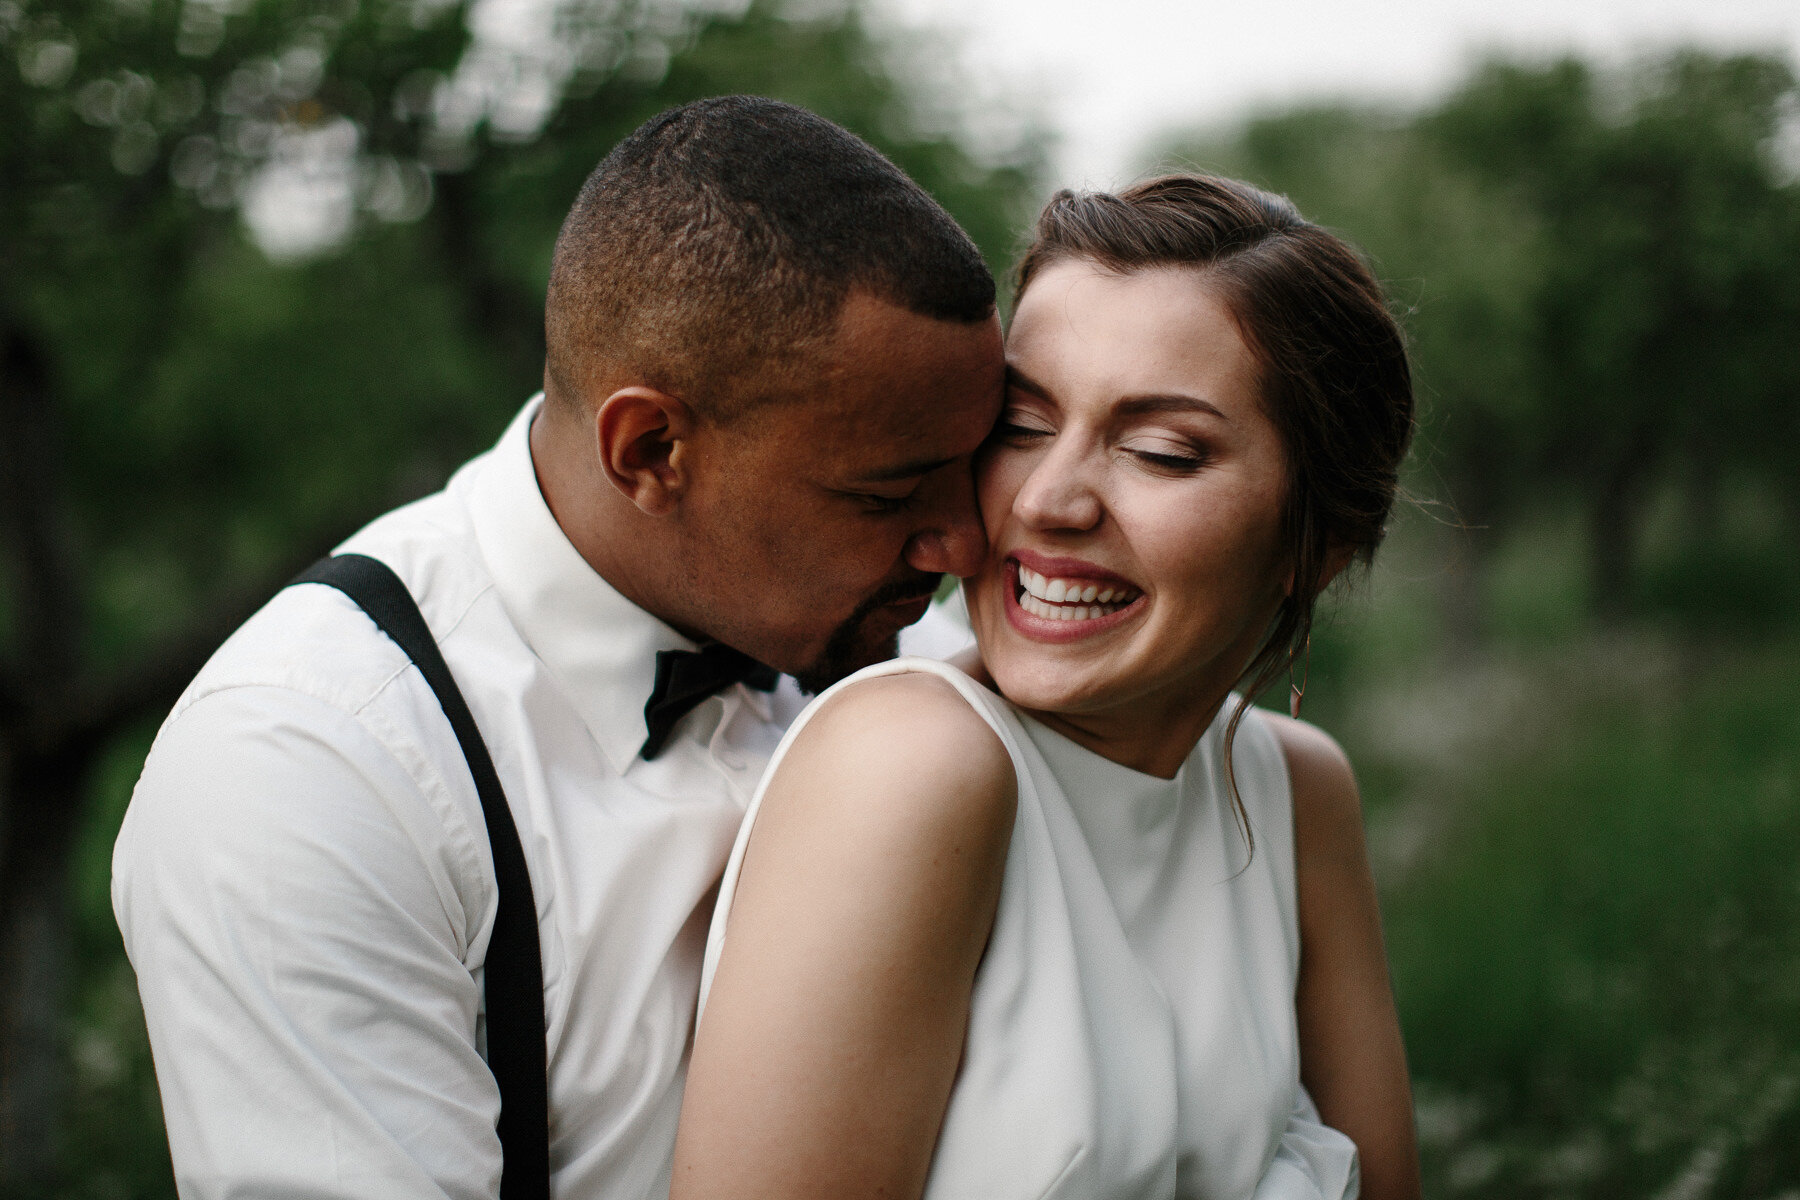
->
[1013,448,1102,533]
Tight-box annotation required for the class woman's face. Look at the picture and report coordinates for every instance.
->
[966,259,1292,739]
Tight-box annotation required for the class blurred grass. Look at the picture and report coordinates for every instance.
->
[1301,508,1800,1198]
[1384,640,1800,1196]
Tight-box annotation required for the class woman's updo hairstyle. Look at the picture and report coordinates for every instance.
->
[1015,174,1413,828]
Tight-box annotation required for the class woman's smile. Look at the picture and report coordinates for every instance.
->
[1004,552,1145,638]
[965,260,1291,770]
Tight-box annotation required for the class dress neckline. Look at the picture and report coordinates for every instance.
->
[1018,711,1189,845]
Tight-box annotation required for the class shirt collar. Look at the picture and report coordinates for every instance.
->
[465,395,699,774]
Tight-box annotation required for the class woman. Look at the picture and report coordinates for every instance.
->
[672,176,1420,1199]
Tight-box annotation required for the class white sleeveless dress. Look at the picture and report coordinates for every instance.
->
[698,657,1360,1200]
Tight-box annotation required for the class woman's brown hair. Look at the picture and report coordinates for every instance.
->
[1014,174,1414,842]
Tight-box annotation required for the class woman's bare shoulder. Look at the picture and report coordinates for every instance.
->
[680,670,1018,1200]
[1266,718,1421,1200]
[767,668,1017,850]
[1261,711,1365,864]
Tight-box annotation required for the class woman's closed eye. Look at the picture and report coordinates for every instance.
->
[1124,438,1209,472]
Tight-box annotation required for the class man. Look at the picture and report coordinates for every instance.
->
[113,96,1003,1198]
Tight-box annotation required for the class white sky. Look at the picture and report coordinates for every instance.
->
[870,0,1800,187]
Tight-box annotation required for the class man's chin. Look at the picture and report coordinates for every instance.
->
[792,576,940,694]
[792,629,900,695]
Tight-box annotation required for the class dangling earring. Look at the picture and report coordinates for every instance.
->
[1289,635,1311,719]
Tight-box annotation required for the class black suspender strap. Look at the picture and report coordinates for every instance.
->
[291,553,549,1200]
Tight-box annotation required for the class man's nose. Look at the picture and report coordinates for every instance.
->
[903,472,988,578]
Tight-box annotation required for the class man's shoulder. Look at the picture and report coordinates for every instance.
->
[125,484,506,905]
[176,483,493,727]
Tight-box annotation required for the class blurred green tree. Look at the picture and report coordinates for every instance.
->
[1161,51,1800,638]
[0,0,1042,1190]
[1424,52,1800,620]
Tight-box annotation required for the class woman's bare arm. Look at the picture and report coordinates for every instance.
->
[671,672,1017,1200]
[1270,713,1422,1200]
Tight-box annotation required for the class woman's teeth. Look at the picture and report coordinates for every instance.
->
[1016,564,1140,622]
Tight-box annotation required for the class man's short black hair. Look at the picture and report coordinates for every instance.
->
[544,95,996,420]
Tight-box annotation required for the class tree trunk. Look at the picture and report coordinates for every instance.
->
[431,172,545,383]
[0,324,84,1196]
[0,747,90,1198]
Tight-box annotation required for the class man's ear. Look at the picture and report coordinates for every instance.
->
[594,386,693,516]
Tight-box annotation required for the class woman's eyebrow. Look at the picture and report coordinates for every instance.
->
[1115,393,1229,422]
[1007,367,1227,424]
[1004,364,1051,399]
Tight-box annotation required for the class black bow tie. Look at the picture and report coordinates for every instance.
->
[640,643,780,761]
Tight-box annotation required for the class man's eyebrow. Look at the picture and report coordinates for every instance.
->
[852,453,959,484]
[1116,393,1229,422]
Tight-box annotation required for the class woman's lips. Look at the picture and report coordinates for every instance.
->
[1001,557,1144,642]
[1009,548,1138,591]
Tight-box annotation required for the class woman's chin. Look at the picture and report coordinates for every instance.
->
[969,602,1097,710]
[977,650,1112,718]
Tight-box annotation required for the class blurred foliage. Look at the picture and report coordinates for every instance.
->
[1299,542,1800,1198]
[1164,51,1800,636]
[1384,639,1800,1198]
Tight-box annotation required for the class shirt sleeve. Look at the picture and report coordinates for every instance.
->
[1253,1085,1362,1200]
[113,684,503,1200]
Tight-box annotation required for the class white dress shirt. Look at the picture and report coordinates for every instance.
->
[113,396,810,1200]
